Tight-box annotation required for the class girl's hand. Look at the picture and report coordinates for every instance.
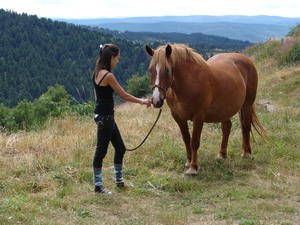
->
[141,99,152,107]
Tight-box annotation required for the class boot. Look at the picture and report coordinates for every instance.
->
[114,164,124,187]
[93,167,112,195]
[94,185,112,195]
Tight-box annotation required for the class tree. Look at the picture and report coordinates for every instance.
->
[36,84,71,117]
[126,74,151,98]
[11,100,34,130]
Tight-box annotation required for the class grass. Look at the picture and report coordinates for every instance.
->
[0,65,299,224]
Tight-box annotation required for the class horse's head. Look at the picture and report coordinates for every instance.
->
[145,44,174,108]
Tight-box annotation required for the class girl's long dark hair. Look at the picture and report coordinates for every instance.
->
[92,44,120,79]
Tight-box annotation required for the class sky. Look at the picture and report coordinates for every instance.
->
[0,0,300,19]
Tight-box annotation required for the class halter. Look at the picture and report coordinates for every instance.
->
[151,64,175,99]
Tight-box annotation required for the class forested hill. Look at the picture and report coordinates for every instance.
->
[0,9,251,107]
[92,28,251,52]
[0,9,151,107]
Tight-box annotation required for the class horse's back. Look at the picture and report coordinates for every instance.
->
[208,52,254,69]
[208,52,258,101]
[200,53,259,121]
[208,53,257,78]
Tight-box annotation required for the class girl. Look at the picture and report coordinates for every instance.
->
[92,44,151,195]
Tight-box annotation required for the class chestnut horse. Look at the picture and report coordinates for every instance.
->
[146,44,266,175]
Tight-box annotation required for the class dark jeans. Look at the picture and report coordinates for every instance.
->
[93,114,126,168]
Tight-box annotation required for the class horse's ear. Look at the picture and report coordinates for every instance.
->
[166,44,172,58]
[145,45,154,57]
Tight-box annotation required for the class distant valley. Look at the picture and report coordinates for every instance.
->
[60,15,300,43]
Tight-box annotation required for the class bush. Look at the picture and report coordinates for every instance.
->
[0,85,73,132]
[286,42,300,63]
[11,100,34,130]
[126,74,151,98]
[287,24,300,37]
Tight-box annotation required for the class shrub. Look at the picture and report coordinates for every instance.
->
[286,42,300,63]
[126,74,151,97]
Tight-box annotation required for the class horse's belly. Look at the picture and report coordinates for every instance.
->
[204,94,245,122]
[204,74,246,122]
[204,108,240,123]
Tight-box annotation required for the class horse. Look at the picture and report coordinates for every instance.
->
[145,43,266,175]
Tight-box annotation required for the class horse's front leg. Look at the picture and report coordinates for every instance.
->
[186,116,204,175]
[171,113,191,170]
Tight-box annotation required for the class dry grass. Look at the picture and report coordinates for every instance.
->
[0,65,299,224]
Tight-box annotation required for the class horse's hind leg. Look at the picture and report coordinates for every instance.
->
[217,120,232,159]
[239,106,253,158]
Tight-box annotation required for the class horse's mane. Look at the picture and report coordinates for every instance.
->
[151,44,207,68]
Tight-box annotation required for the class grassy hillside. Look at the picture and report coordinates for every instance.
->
[0,29,299,224]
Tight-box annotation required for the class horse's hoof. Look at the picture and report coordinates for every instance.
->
[185,168,198,175]
[216,154,227,160]
[242,154,254,160]
[184,165,190,171]
[183,172,198,180]
[183,174,196,180]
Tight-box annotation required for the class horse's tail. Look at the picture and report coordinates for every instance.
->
[251,106,267,141]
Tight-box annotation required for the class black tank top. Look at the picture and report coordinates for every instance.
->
[93,72,114,115]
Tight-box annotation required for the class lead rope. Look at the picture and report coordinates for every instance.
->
[126,108,162,151]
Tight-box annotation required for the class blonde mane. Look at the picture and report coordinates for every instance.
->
[150,43,207,69]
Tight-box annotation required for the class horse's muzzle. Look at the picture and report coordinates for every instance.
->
[151,97,164,108]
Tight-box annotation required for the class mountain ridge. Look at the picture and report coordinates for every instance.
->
[60,15,300,43]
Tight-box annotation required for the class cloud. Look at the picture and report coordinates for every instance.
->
[0,0,299,18]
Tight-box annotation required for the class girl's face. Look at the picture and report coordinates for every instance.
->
[111,52,120,69]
